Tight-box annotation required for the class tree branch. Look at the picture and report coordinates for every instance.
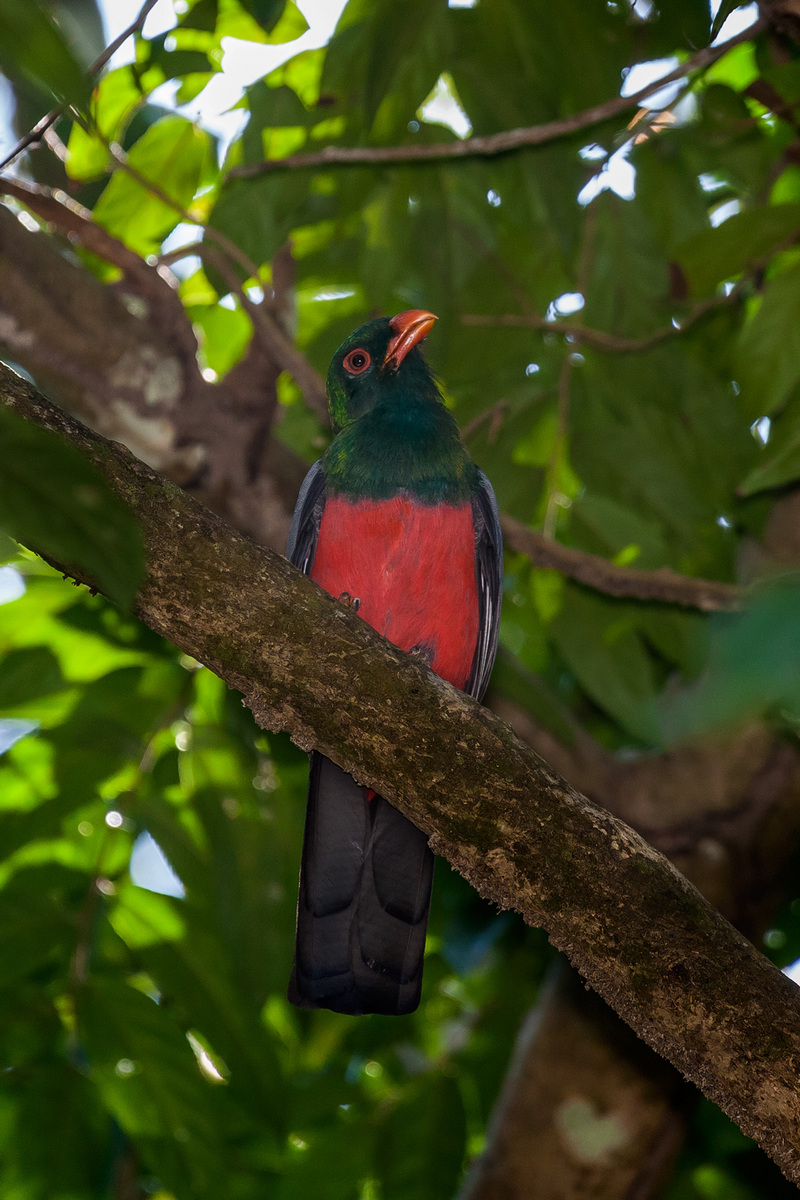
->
[0,0,160,172]
[228,21,765,179]
[3,363,800,1184]
[461,288,739,353]
[0,197,301,550]
[501,514,740,612]
[460,961,688,1200]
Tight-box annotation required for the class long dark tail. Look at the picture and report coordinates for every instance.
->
[289,752,433,1016]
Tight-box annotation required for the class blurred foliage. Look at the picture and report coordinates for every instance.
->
[3,0,800,1196]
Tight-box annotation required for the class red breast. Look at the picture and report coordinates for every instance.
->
[311,495,479,690]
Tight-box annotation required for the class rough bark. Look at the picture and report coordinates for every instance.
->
[465,705,800,1200]
[0,197,302,551]
[4,364,800,1185]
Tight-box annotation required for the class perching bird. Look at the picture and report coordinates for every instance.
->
[286,310,502,1016]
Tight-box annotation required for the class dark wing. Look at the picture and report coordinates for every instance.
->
[286,460,327,575]
[466,469,503,701]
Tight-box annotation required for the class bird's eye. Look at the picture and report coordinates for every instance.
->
[343,349,371,375]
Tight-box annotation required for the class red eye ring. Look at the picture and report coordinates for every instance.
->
[343,348,371,375]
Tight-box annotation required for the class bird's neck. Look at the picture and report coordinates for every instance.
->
[324,391,476,503]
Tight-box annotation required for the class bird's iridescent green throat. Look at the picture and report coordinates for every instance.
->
[324,313,477,504]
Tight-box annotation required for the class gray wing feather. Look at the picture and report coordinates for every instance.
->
[466,470,503,701]
[286,460,326,575]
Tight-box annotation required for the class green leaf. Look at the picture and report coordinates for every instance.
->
[738,390,800,495]
[277,1119,371,1200]
[189,301,253,376]
[0,403,144,609]
[550,587,660,743]
[0,0,91,113]
[65,65,148,181]
[0,647,64,710]
[661,581,800,741]
[0,883,72,986]
[240,0,285,31]
[79,978,227,1197]
[149,32,216,79]
[0,1060,111,1198]
[251,0,309,41]
[109,880,186,949]
[674,204,800,298]
[736,262,800,419]
[710,0,751,41]
[93,116,212,254]
[512,409,558,467]
[376,1075,466,1200]
[217,0,307,42]
[182,0,219,31]
[0,532,18,563]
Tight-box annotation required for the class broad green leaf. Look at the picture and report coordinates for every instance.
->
[92,116,212,254]
[189,302,253,376]
[64,120,110,182]
[738,390,800,495]
[661,581,800,741]
[0,1060,111,1199]
[0,404,144,609]
[674,204,800,298]
[736,262,800,419]
[66,66,149,181]
[0,884,72,985]
[148,31,218,80]
[248,0,309,41]
[277,1119,371,1200]
[376,1075,466,1200]
[79,978,227,1197]
[0,646,64,711]
[550,587,660,743]
[512,409,558,467]
[240,0,285,32]
[0,0,90,113]
[218,0,307,42]
[110,880,186,949]
[710,0,752,40]
[182,0,219,31]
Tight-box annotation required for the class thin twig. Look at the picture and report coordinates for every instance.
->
[199,243,329,418]
[462,290,739,352]
[0,0,159,172]
[461,398,510,442]
[228,20,765,179]
[501,513,740,611]
[0,174,199,363]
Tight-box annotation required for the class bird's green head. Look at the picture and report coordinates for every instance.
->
[326,309,438,431]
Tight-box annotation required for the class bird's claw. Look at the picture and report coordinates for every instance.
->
[337,591,361,612]
[408,643,434,667]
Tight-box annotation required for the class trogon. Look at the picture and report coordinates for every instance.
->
[286,309,503,1016]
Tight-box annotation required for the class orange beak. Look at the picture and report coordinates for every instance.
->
[383,309,437,370]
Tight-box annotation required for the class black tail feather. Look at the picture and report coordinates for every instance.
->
[289,752,433,1016]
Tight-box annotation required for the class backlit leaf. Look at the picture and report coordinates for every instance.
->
[0,404,144,609]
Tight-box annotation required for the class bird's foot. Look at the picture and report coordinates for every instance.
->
[408,643,434,667]
[337,591,361,612]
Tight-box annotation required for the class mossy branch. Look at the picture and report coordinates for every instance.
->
[3,360,800,1183]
